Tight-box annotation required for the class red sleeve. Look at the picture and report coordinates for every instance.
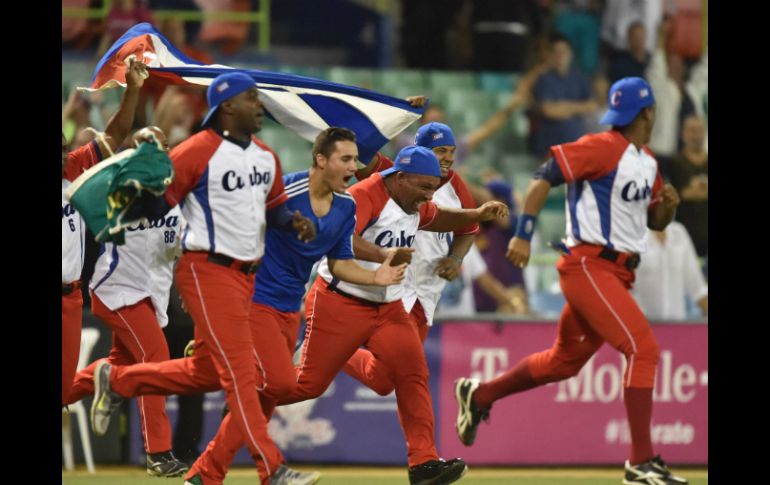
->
[550,132,626,184]
[164,130,220,207]
[350,174,390,234]
[355,152,394,180]
[266,153,288,210]
[648,169,665,209]
[448,172,480,236]
[418,201,439,229]
[253,137,289,210]
[62,141,102,182]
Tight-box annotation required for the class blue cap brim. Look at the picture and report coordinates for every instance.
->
[600,108,640,126]
[200,105,219,127]
[380,166,399,177]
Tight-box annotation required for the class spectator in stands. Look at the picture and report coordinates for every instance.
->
[436,244,527,318]
[585,74,610,134]
[472,179,528,315]
[667,115,708,257]
[552,0,603,76]
[607,21,650,83]
[96,0,154,58]
[530,33,598,160]
[632,221,708,320]
[646,17,696,159]
[601,0,664,56]
[391,63,545,164]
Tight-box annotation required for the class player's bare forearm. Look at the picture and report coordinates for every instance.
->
[426,202,507,232]
[647,184,680,231]
[327,258,377,285]
[353,234,387,263]
[647,204,676,231]
[103,59,147,153]
[449,234,475,261]
[328,256,407,287]
[521,178,552,217]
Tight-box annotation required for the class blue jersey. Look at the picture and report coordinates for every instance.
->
[253,170,356,311]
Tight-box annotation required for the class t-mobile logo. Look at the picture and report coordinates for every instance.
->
[470,348,508,382]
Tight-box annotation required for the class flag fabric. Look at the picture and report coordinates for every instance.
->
[65,141,174,245]
[85,23,424,161]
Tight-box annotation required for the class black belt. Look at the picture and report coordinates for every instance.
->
[598,246,641,270]
[326,283,382,307]
[206,253,260,275]
[62,281,82,296]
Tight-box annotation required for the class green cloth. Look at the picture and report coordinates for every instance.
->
[65,142,174,244]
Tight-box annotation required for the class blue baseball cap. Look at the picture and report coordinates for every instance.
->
[381,145,442,178]
[201,72,258,127]
[486,179,514,209]
[415,122,456,149]
[600,77,656,127]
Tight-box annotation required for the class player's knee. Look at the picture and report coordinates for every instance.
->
[633,332,660,367]
[371,383,395,397]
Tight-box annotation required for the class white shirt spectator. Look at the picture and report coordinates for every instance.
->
[435,245,488,318]
[632,221,707,320]
[646,46,681,158]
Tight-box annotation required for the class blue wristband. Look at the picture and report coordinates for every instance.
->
[515,214,537,241]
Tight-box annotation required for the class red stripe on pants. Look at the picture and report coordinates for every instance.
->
[175,255,284,478]
[67,295,173,453]
[62,290,83,405]
[190,303,301,484]
[529,249,660,389]
[280,278,438,467]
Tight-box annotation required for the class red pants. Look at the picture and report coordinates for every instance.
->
[66,295,172,453]
[529,245,660,389]
[62,289,83,405]
[107,253,285,479]
[343,299,430,396]
[189,303,301,485]
[284,278,438,467]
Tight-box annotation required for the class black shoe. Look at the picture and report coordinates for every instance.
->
[623,455,689,484]
[146,450,189,477]
[454,378,489,446]
[408,458,468,485]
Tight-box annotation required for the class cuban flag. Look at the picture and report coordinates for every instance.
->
[85,22,424,161]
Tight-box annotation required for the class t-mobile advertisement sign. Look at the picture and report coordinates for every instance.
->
[438,322,708,465]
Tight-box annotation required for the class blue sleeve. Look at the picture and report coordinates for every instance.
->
[533,157,566,186]
[327,207,356,260]
[266,202,294,229]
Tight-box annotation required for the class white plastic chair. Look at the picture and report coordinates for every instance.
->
[62,327,100,473]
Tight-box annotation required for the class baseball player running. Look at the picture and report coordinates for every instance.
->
[453,77,688,485]
[343,121,481,396]
[62,58,147,405]
[64,128,188,477]
[89,72,318,485]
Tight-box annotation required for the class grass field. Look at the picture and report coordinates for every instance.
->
[62,465,709,484]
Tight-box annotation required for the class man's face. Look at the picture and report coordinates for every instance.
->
[318,140,359,193]
[628,24,646,53]
[681,116,706,150]
[551,41,573,72]
[224,87,263,134]
[421,107,446,125]
[431,145,456,177]
[393,172,440,214]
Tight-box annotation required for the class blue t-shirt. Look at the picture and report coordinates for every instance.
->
[253,170,356,311]
[532,67,592,158]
